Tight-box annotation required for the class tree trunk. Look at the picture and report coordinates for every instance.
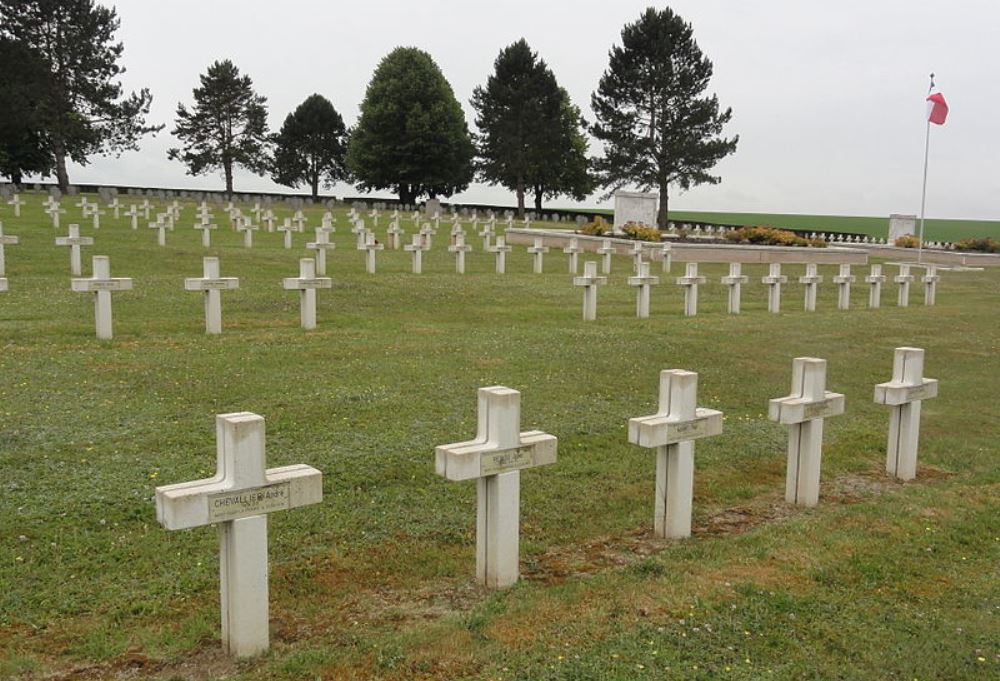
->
[224,160,234,196]
[533,186,543,213]
[11,170,23,186]
[515,177,525,219]
[311,172,319,200]
[53,137,69,191]
[399,184,413,205]
[657,182,669,229]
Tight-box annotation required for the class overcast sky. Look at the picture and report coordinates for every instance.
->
[56,0,1000,220]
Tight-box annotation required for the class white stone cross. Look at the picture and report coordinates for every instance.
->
[676,262,706,316]
[107,197,120,219]
[7,194,24,217]
[387,220,403,250]
[55,224,94,276]
[798,263,823,311]
[573,261,608,321]
[628,261,660,318]
[597,239,615,274]
[75,196,90,213]
[149,220,168,246]
[434,386,557,588]
[0,276,6,292]
[478,223,494,251]
[404,233,428,274]
[46,204,67,229]
[895,264,914,307]
[865,264,886,308]
[832,264,856,310]
[291,211,306,232]
[185,257,240,334]
[0,222,19,277]
[527,238,549,274]
[874,347,938,481]
[360,232,383,274]
[124,205,139,230]
[488,235,512,274]
[562,238,582,273]
[195,222,218,248]
[306,228,337,276]
[450,221,464,239]
[768,357,845,507]
[660,243,673,273]
[628,241,644,272]
[155,412,323,658]
[71,255,133,339]
[89,205,104,230]
[721,262,748,314]
[139,199,151,220]
[627,370,723,539]
[922,265,939,306]
[277,220,295,249]
[449,231,473,274]
[417,223,434,250]
[237,222,258,248]
[282,258,332,330]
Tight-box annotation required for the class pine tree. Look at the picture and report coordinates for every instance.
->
[591,7,737,227]
[0,37,52,184]
[347,47,474,205]
[271,94,348,199]
[169,60,271,195]
[472,39,592,216]
[526,89,594,212]
[0,0,160,190]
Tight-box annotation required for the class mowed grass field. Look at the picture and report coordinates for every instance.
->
[587,208,1000,242]
[1,194,998,680]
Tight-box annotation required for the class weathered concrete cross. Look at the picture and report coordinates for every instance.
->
[875,347,938,481]
[628,370,723,538]
[768,358,845,507]
[155,412,322,657]
[435,387,557,588]
[184,257,240,334]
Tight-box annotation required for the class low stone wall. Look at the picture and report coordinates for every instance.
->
[504,229,870,265]
[844,243,1000,267]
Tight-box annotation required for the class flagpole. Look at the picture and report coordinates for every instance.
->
[917,118,930,264]
[917,73,934,265]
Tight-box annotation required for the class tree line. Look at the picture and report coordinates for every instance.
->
[0,1,737,225]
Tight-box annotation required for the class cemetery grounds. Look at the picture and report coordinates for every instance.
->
[0,195,998,680]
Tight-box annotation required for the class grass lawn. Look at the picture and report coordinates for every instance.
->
[1,194,998,680]
[585,208,1000,242]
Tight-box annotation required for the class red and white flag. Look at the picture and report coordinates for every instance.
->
[926,91,949,125]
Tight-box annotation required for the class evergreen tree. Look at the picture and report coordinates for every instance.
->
[272,94,348,199]
[0,0,160,190]
[347,47,474,205]
[169,60,271,195]
[472,39,592,216]
[0,37,52,184]
[526,89,594,212]
[591,7,737,227]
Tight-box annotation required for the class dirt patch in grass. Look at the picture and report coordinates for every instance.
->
[38,647,236,681]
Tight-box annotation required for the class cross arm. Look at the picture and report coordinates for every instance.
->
[185,277,240,291]
[435,430,557,481]
[71,278,133,292]
[768,392,845,424]
[155,463,322,530]
[874,379,938,405]
[628,408,723,448]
